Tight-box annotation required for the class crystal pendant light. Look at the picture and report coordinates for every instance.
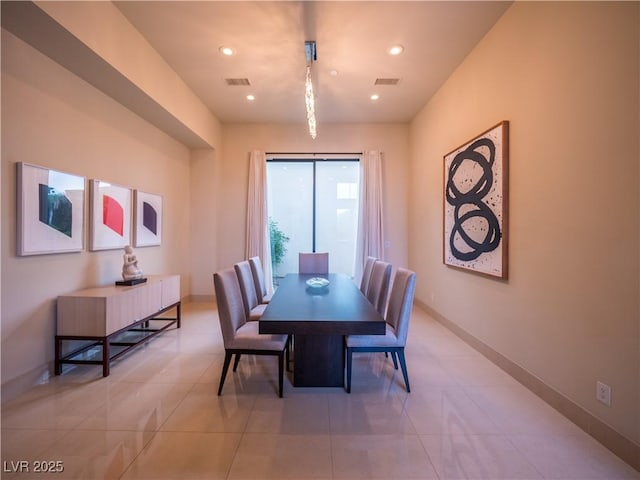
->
[305,41,317,139]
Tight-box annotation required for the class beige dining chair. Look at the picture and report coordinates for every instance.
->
[298,252,329,274]
[360,256,377,295]
[366,260,392,316]
[345,267,416,393]
[249,256,272,304]
[213,268,288,397]
[234,260,267,320]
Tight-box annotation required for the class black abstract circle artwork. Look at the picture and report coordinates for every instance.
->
[443,122,508,278]
[446,138,501,261]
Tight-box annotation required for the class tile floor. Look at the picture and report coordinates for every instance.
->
[2,302,639,479]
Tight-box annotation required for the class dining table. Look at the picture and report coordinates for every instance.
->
[259,272,385,387]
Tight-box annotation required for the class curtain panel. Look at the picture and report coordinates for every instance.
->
[246,150,274,294]
[354,150,385,283]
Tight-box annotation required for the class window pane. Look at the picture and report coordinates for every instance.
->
[267,158,359,279]
[315,161,359,276]
[267,162,313,277]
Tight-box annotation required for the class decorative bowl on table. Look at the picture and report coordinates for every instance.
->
[306,277,330,289]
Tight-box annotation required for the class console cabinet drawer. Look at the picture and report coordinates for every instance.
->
[57,275,179,336]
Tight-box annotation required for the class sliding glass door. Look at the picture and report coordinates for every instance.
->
[267,161,314,276]
[267,157,359,278]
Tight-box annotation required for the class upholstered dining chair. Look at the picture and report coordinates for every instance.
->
[360,256,377,294]
[345,267,416,393]
[366,260,392,316]
[298,252,329,274]
[213,268,288,397]
[234,260,267,320]
[249,256,272,304]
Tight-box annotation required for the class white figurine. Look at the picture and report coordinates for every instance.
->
[122,245,143,280]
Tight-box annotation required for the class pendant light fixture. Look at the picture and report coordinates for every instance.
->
[305,41,317,139]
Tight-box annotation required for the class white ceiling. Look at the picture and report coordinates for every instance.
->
[114,1,511,125]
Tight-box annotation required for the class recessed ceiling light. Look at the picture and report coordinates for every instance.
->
[370,94,380,101]
[219,46,235,56]
[388,45,404,56]
[246,94,255,101]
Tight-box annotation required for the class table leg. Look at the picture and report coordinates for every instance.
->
[293,334,344,387]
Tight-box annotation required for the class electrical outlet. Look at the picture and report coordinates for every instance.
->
[596,381,611,407]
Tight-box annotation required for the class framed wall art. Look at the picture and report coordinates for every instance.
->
[89,180,132,251]
[443,121,509,279]
[16,162,85,256]
[134,190,162,247]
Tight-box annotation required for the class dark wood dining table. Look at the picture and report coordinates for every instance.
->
[259,273,385,387]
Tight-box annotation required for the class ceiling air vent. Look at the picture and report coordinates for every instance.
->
[225,78,251,86]
[374,78,400,85]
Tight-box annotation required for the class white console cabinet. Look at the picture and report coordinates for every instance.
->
[55,274,180,377]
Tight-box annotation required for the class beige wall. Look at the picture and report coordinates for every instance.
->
[213,123,410,286]
[190,148,219,299]
[1,32,193,390]
[409,1,639,444]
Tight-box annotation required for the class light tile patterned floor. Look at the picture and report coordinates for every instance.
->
[2,302,638,479]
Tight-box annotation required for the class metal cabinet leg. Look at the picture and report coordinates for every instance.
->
[102,338,110,377]
[54,337,62,375]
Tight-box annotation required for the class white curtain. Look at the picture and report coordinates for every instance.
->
[246,150,274,294]
[354,150,385,283]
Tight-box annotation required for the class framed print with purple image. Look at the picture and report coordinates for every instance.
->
[134,190,162,247]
